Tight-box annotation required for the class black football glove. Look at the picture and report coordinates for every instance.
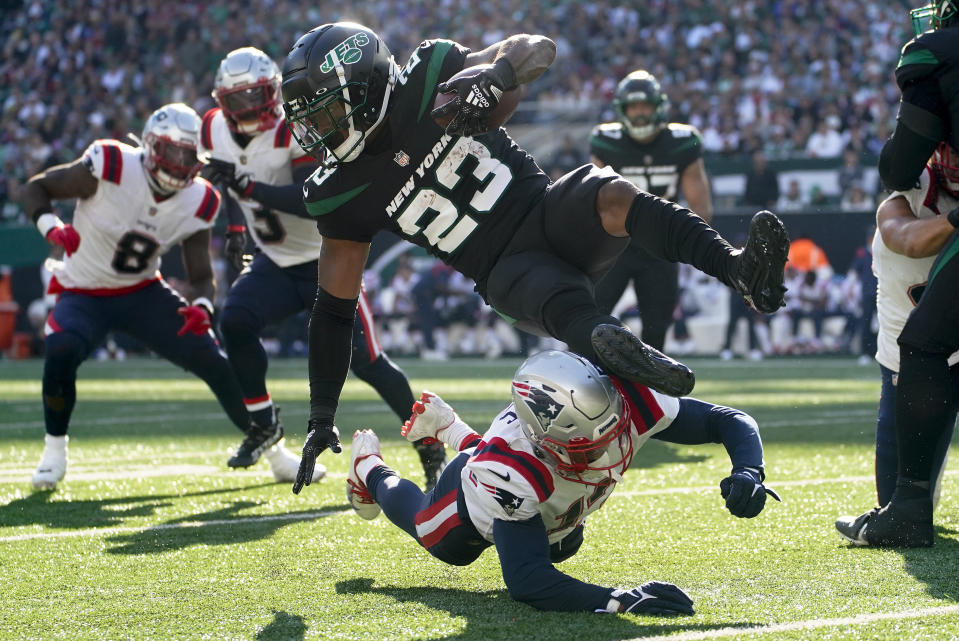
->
[720,467,781,518]
[224,228,249,271]
[292,419,342,494]
[597,582,694,616]
[205,158,253,197]
[431,61,515,137]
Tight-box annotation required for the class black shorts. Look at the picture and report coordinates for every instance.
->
[485,164,627,334]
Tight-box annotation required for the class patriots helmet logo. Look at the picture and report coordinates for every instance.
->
[512,382,564,432]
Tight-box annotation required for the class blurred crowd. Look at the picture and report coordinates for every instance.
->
[1,0,914,221]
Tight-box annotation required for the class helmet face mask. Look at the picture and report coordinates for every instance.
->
[511,351,634,487]
[213,47,282,135]
[911,0,959,34]
[141,103,202,192]
[614,70,669,141]
[281,22,396,165]
[932,142,959,193]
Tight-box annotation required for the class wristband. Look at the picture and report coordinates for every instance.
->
[490,57,518,91]
[226,225,247,233]
[191,296,215,316]
[36,212,64,238]
[948,206,959,228]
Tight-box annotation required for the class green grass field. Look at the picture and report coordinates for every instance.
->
[1,356,957,641]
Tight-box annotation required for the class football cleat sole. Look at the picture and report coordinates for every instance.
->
[591,324,695,397]
[736,210,790,314]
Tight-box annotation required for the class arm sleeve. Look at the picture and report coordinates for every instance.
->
[652,397,764,471]
[493,515,611,612]
[247,182,309,217]
[879,78,947,191]
[307,286,357,422]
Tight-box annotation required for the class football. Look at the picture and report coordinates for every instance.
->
[432,64,523,134]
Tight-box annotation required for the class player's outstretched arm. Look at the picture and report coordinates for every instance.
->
[493,515,693,614]
[293,237,370,494]
[877,194,958,258]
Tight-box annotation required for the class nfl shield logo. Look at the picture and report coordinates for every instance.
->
[394,151,410,167]
[148,207,158,216]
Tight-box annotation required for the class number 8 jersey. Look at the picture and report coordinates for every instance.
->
[302,39,549,289]
[50,139,219,293]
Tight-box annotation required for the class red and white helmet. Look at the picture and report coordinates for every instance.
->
[512,351,634,486]
[141,103,201,192]
[932,142,959,195]
[213,47,282,135]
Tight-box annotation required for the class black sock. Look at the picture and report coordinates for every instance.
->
[895,346,952,486]
[540,288,620,361]
[625,192,737,285]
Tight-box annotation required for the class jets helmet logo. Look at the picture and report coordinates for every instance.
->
[512,382,564,431]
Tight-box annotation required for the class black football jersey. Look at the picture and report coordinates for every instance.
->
[896,28,959,150]
[588,122,703,201]
[302,39,550,286]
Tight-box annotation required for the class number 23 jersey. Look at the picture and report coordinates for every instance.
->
[302,39,550,287]
[51,140,219,293]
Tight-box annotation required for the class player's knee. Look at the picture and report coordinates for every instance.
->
[44,331,88,364]
[596,178,638,236]
[219,305,260,343]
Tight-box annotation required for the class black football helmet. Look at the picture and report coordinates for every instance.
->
[911,0,959,34]
[281,22,397,165]
[613,70,669,141]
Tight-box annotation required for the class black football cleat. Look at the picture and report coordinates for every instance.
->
[732,210,790,314]
[835,496,934,548]
[590,324,695,397]
[415,440,448,492]
[228,418,284,468]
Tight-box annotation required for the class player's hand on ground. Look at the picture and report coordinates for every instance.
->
[293,420,341,494]
[176,304,212,336]
[599,582,694,616]
[46,225,81,256]
[720,467,781,518]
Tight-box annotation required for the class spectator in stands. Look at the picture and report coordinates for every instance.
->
[806,116,845,158]
[547,134,587,178]
[742,149,780,210]
[838,146,866,195]
[840,182,876,212]
[776,179,807,212]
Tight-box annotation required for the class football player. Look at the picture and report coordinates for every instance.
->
[589,70,713,351]
[844,1,959,546]
[341,350,778,613]
[199,47,444,489]
[279,23,790,494]
[20,103,324,489]
[836,143,959,546]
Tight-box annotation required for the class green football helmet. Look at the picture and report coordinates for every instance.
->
[910,0,959,34]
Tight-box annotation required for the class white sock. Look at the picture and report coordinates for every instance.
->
[44,434,68,450]
[356,454,386,485]
[442,420,480,451]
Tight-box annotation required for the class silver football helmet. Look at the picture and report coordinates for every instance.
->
[213,47,282,135]
[511,351,633,486]
[141,103,201,192]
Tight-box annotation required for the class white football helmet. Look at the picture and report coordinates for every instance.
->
[141,103,201,192]
[932,142,959,195]
[213,47,282,135]
[511,351,633,486]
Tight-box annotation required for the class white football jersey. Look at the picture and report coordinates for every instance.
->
[461,387,680,545]
[874,167,959,371]
[199,108,321,267]
[50,140,219,293]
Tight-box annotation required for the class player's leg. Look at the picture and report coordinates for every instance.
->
[630,256,679,351]
[219,254,306,429]
[33,293,108,489]
[347,290,444,489]
[843,229,959,546]
[352,432,489,566]
[874,365,898,506]
[591,251,632,316]
[594,174,788,314]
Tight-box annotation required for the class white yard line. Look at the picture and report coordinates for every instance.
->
[630,604,959,641]
[0,507,348,543]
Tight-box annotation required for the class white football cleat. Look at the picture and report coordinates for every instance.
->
[347,429,382,520]
[402,391,457,444]
[32,434,68,490]
[265,440,326,484]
